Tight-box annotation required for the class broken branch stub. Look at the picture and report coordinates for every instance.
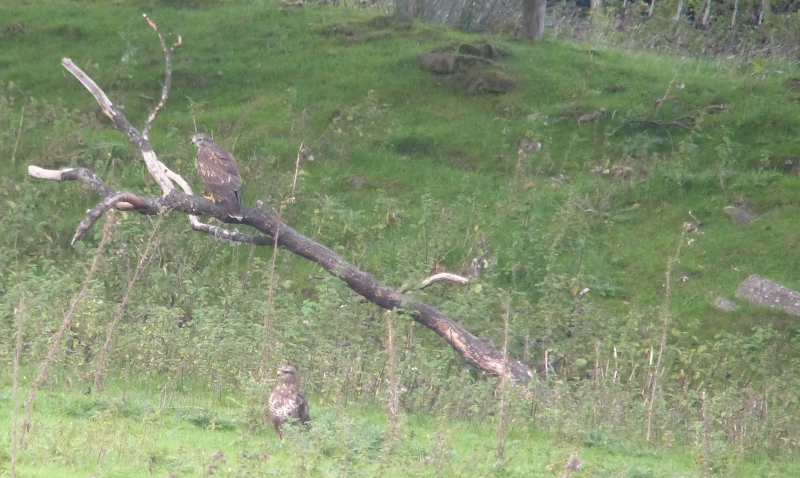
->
[421,272,470,289]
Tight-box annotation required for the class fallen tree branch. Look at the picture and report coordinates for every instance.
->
[31,163,532,382]
[29,20,535,387]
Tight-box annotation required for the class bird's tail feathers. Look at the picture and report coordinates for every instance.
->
[222,193,243,220]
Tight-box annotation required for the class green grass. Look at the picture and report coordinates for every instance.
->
[0,378,705,477]
[3,377,796,477]
[3,0,800,475]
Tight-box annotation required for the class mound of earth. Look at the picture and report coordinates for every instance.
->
[419,42,515,94]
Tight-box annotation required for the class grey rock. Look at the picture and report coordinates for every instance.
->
[724,206,759,225]
[736,274,800,316]
[712,297,739,312]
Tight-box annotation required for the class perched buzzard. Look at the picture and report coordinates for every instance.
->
[268,365,310,440]
[191,133,242,220]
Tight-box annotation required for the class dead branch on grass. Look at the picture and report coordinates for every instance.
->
[28,17,535,391]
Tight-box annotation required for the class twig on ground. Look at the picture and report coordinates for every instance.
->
[655,74,680,108]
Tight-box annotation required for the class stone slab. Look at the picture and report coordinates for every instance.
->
[736,274,800,316]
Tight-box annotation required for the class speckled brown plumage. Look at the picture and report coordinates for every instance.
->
[191,133,242,219]
[268,365,310,440]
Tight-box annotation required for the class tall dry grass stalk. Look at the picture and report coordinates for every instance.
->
[11,107,24,164]
[260,143,308,378]
[19,211,116,448]
[385,310,400,437]
[594,341,602,388]
[260,205,283,379]
[646,227,686,442]
[496,302,510,459]
[94,212,162,394]
[700,390,712,476]
[11,294,25,478]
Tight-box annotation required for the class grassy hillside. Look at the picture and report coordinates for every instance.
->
[2,0,800,476]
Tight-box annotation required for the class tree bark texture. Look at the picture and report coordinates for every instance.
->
[521,0,546,41]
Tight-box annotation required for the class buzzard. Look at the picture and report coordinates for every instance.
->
[268,365,310,440]
[191,133,243,220]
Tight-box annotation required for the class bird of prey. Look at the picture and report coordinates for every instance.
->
[191,133,243,220]
[268,364,310,440]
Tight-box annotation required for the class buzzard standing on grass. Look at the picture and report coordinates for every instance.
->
[191,133,243,220]
[268,364,310,440]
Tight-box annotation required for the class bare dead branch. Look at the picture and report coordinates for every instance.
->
[142,14,182,140]
[29,166,114,196]
[32,26,536,386]
[72,192,155,245]
[33,163,533,383]
[61,59,175,195]
[420,272,470,289]
[62,60,116,119]
[29,166,155,243]
[31,165,273,245]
